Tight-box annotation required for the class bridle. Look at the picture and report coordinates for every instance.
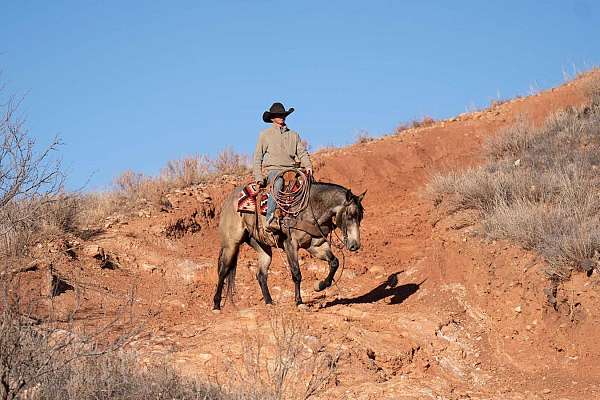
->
[335,204,350,247]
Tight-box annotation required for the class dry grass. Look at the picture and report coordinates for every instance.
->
[428,74,600,278]
[0,297,232,400]
[114,148,250,206]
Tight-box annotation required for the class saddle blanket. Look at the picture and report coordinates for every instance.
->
[237,182,268,215]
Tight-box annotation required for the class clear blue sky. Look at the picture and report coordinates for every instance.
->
[2,1,599,190]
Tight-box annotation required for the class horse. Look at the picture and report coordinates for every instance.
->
[212,180,366,310]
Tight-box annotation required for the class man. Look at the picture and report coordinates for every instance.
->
[254,102,313,231]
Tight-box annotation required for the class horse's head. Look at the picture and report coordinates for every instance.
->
[336,189,366,252]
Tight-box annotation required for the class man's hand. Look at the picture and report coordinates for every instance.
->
[306,168,313,177]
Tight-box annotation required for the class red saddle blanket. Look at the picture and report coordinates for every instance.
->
[237,183,268,215]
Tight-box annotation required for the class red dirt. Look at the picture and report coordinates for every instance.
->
[22,72,600,399]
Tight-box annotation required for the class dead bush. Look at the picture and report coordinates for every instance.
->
[0,273,240,400]
[428,80,600,276]
[113,149,249,209]
[412,116,435,129]
[114,170,170,205]
[226,311,339,400]
[0,91,64,259]
[355,131,373,144]
[393,116,436,135]
[211,148,250,176]
[161,155,211,187]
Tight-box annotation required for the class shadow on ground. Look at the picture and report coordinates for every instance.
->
[323,272,424,308]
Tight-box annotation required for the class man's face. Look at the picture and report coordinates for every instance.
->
[272,116,285,126]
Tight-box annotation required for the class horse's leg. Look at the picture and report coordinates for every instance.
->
[213,244,240,310]
[307,241,339,292]
[283,239,303,305]
[248,237,273,305]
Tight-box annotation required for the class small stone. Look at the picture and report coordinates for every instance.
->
[514,305,522,313]
[368,265,385,274]
[514,159,521,167]
[542,388,551,394]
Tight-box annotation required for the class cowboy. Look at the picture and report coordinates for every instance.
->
[254,102,313,231]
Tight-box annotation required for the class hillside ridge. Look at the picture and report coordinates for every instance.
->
[22,71,600,399]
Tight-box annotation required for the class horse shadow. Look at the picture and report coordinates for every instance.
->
[323,272,424,308]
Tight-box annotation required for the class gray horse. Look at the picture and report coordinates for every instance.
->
[212,181,365,310]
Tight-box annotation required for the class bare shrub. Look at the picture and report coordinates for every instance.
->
[393,123,411,135]
[394,116,436,135]
[411,116,435,129]
[0,307,229,400]
[161,154,211,187]
[355,131,373,144]
[227,311,339,400]
[211,148,250,176]
[428,82,600,276]
[113,170,171,206]
[74,192,122,229]
[40,352,229,400]
[0,93,64,259]
[112,149,249,209]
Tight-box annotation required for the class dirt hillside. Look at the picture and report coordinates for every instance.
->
[23,72,600,399]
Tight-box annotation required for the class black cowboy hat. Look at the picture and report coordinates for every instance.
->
[262,102,295,123]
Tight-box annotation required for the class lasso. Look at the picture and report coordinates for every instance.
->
[271,168,311,218]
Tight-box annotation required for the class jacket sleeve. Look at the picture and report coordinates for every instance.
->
[295,133,313,170]
[253,133,266,181]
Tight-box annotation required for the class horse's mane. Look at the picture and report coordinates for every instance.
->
[310,181,364,220]
[311,181,348,194]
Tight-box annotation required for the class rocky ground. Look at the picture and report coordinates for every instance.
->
[17,72,600,399]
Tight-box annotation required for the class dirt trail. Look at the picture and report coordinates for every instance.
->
[32,73,600,399]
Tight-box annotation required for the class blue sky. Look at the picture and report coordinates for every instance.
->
[1,1,599,190]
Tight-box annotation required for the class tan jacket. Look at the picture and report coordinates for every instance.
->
[253,124,312,181]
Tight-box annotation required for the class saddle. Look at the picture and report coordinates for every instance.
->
[237,182,268,215]
[237,170,305,216]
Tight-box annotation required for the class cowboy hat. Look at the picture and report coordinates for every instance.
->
[262,102,295,123]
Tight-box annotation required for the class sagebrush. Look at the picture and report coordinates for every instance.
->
[429,73,600,278]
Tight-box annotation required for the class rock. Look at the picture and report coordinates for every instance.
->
[514,305,522,313]
[82,245,104,259]
[176,259,205,283]
[368,265,385,275]
[513,159,521,167]
[140,263,159,273]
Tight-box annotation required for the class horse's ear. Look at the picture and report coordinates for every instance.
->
[357,190,367,202]
[345,189,353,203]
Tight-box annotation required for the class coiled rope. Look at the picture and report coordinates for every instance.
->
[271,168,311,218]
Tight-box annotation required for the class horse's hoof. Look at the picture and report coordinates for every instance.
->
[297,303,309,311]
[314,281,327,292]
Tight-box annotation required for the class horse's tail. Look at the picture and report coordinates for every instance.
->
[218,246,239,301]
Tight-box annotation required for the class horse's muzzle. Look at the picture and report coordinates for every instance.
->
[347,242,360,252]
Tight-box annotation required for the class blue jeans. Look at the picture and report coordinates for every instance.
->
[266,170,283,221]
